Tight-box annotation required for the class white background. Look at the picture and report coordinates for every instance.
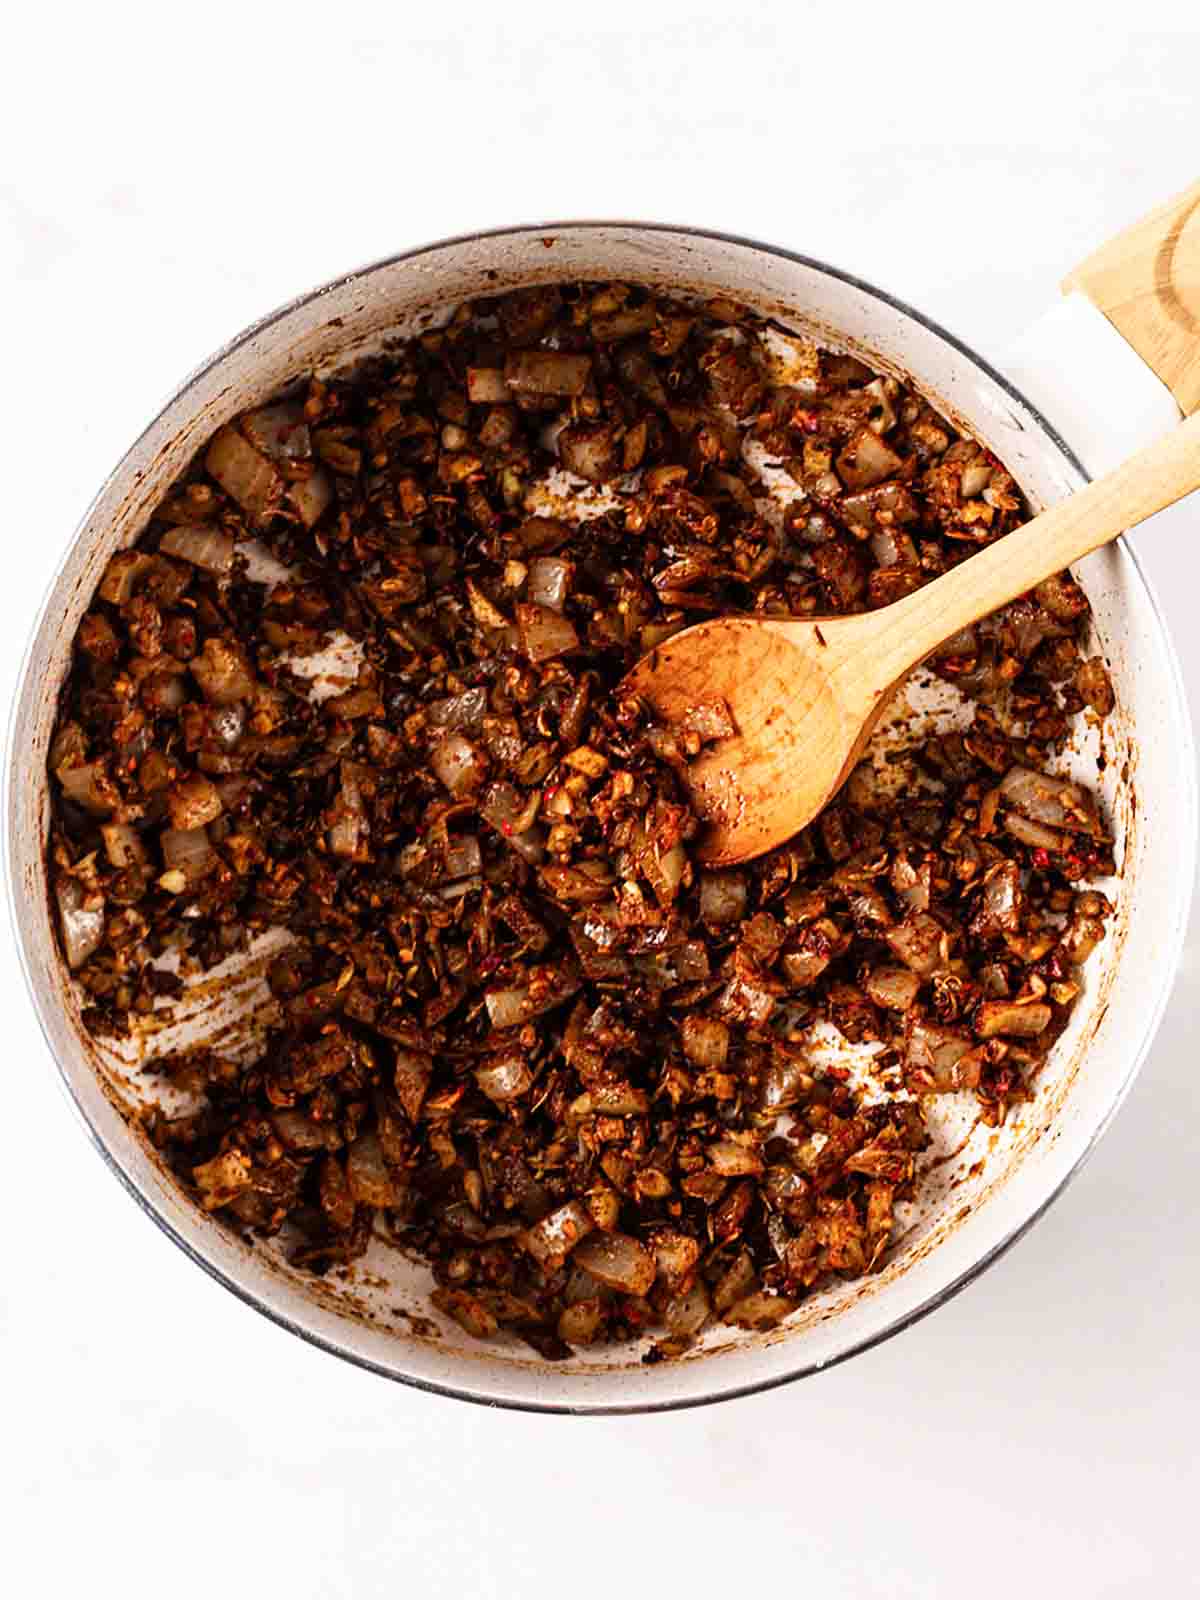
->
[3,6,1199,1595]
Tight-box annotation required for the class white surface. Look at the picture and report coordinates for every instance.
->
[3,5,1199,1595]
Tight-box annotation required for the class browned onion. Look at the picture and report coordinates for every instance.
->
[431,732,487,797]
[158,524,235,576]
[573,1232,655,1295]
[56,879,105,970]
[517,602,579,663]
[474,1049,533,1104]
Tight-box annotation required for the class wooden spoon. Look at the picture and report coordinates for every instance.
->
[626,408,1200,865]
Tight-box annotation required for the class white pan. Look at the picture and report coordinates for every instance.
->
[7,197,1198,1413]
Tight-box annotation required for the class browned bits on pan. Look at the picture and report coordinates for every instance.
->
[47,282,1115,1359]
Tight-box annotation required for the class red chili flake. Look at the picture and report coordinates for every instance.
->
[1031,848,1051,869]
[500,821,513,836]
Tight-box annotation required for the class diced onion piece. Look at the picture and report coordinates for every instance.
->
[466,367,510,403]
[444,834,482,880]
[1003,813,1067,852]
[167,773,223,830]
[722,1291,797,1330]
[393,1048,432,1121]
[428,687,488,729]
[474,1049,533,1104]
[270,1109,336,1152]
[56,878,105,970]
[101,822,147,869]
[558,1298,606,1346]
[484,988,530,1030]
[191,637,255,705]
[242,402,311,462]
[205,424,282,520]
[346,1132,402,1207]
[884,911,949,975]
[1000,765,1098,833]
[192,1149,251,1212]
[975,1000,1053,1039]
[160,826,216,881]
[680,1014,729,1068]
[527,556,573,612]
[519,1200,593,1271]
[864,965,921,1012]
[557,422,619,482]
[905,1014,976,1089]
[158,523,235,575]
[287,468,333,528]
[573,1232,656,1295]
[664,1277,711,1339]
[708,1139,764,1176]
[431,731,486,796]
[836,426,903,491]
[58,761,118,817]
[699,870,747,925]
[517,602,578,663]
[503,350,592,396]
[328,763,368,859]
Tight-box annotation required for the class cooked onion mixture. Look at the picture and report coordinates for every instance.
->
[48,282,1116,1358]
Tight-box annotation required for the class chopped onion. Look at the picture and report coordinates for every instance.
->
[885,911,949,975]
[328,763,368,859]
[699,870,747,925]
[517,602,579,663]
[101,822,147,869]
[573,1232,656,1295]
[836,426,903,491]
[484,987,530,1030]
[680,1014,729,1068]
[428,687,488,729]
[346,1132,402,1207]
[466,367,510,403]
[444,834,482,880]
[527,556,573,612]
[906,1015,976,1089]
[1003,813,1067,852]
[205,424,282,521]
[167,773,223,831]
[1000,765,1098,834]
[975,1000,1052,1039]
[557,422,619,483]
[663,1277,711,1339]
[431,731,486,797]
[191,637,255,705]
[503,350,591,396]
[708,1139,764,1176]
[393,1048,432,1121]
[158,523,235,576]
[270,1109,337,1152]
[242,402,311,462]
[864,965,920,1011]
[558,1298,606,1345]
[519,1200,593,1270]
[160,826,216,881]
[56,878,105,970]
[474,1049,533,1103]
[58,761,117,817]
[288,468,333,528]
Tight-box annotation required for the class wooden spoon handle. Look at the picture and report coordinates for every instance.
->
[823,409,1200,698]
[1064,179,1200,415]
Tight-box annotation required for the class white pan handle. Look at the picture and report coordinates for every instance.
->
[1005,180,1200,475]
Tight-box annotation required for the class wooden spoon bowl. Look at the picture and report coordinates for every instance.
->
[627,410,1200,864]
